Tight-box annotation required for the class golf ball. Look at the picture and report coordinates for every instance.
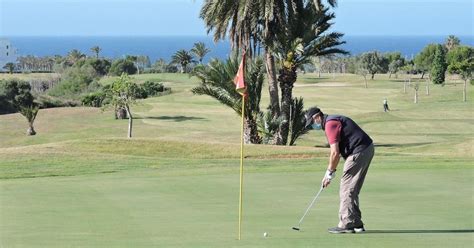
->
[263,232,268,237]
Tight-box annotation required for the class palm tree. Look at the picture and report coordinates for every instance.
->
[91,46,102,58]
[172,50,195,73]
[67,49,86,65]
[445,35,460,51]
[191,42,211,64]
[200,0,286,121]
[191,54,265,144]
[274,4,347,145]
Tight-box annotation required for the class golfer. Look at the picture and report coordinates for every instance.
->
[304,107,374,234]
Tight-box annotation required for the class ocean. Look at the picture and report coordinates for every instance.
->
[5,35,474,63]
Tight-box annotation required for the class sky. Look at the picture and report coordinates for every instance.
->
[0,0,472,36]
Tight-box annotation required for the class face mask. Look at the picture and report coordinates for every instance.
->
[311,122,322,130]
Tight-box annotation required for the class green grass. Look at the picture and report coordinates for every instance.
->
[0,72,472,247]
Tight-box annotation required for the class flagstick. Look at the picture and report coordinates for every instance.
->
[238,95,245,240]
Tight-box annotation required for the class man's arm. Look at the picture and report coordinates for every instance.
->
[328,143,340,172]
[322,143,341,188]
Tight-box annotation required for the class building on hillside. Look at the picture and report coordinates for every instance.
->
[0,38,18,71]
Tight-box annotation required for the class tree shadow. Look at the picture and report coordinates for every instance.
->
[365,229,474,234]
[135,115,206,122]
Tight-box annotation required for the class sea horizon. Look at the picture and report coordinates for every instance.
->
[3,35,473,63]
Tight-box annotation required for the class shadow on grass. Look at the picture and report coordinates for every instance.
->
[136,115,206,122]
[374,142,433,148]
[365,229,474,234]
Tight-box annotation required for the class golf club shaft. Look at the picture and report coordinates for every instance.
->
[296,186,324,226]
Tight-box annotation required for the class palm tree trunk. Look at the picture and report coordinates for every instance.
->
[278,66,297,146]
[125,105,133,138]
[244,117,261,144]
[421,71,425,79]
[265,51,280,118]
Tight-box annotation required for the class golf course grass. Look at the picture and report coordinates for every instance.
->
[0,73,472,247]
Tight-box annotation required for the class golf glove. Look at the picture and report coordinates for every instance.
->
[324,169,336,181]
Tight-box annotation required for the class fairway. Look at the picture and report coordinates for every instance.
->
[1,73,473,247]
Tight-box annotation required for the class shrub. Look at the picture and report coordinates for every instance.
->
[109,59,137,76]
[81,91,107,107]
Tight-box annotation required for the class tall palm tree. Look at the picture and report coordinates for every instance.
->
[191,54,265,144]
[274,4,347,145]
[91,46,102,58]
[172,50,195,73]
[200,0,286,122]
[191,42,211,64]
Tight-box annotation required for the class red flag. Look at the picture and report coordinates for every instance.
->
[234,51,247,96]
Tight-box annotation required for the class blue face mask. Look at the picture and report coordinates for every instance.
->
[311,122,322,130]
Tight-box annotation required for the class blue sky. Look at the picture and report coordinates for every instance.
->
[0,0,472,36]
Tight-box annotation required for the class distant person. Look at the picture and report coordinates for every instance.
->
[383,98,390,112]
[304,107,374,234]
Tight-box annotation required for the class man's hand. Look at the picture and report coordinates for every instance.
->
[322,169,336,188]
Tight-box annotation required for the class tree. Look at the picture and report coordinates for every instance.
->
[356,67,369,88]
[273,4,347,145]
[191,54,265,144]
[171,50,195,73]
[3,80,39,135]
[385,52,405,78]
[446,46,474,66]
[430,44,447,84]
[104,74,139,138]
[448,59,473,102]
[389,59,405,78]
[414,44,443,79]
[110,59,137,76]
[3,62,15,74]
[67,49,86,65]
[191,42,211,64]
[358,51,383,80]
[90,46,102,58]
[200,0,286,120]
[445,35,460,51]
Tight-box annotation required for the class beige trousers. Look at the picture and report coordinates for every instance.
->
[338,144,374,229]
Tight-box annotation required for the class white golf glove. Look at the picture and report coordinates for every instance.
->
[322,169,336,187]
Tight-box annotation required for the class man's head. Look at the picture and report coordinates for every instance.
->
[304,107,324,130]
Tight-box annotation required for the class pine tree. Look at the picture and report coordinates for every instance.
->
[430,44,447,84]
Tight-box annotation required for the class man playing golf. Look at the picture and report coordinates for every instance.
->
[304,107,374,234]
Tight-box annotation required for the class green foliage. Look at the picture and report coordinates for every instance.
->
[87,58,111,76]
[448,60,474,82]
[430,44,447,84]
[288,97,309,146]
[90,46,102,58]
[49,64,99,97]
[191,42,211,64]
[142,81,166,96]
[192,54,265,143]
[414,44,444,76]
[358,51,384,79]
[172,50,195,73]
[446,45,474,66]
[82,91,107,107]
[103,74,139,109]
[109,59,137,76]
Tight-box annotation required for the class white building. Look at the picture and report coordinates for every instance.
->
[0,38,18,71]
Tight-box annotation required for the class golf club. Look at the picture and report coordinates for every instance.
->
[292,185,324,231]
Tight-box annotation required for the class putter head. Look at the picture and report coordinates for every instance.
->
[292,227,300,231]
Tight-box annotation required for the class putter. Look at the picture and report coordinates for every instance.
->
[292,185,324,231]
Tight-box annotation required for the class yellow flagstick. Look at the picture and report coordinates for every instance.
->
[238,95,245,240]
